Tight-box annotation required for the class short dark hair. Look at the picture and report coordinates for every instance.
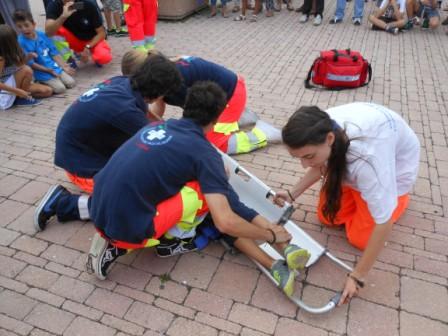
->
[183,81,227,126]
[130,54,181,101]
[12,10,34,24]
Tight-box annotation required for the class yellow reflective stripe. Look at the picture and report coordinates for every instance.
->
[177,186,203,232]
[214,121,239,135]
[144,239,160,247]
[123,3,130,12]
[235,132,252,153]
[251,127,268,144]
[52,39,73,61]
[233,128,268,154]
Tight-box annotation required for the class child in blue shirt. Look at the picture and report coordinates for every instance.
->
[13,10,75,95]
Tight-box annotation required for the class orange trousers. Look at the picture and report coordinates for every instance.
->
[123,0,158,42]
[66,172,94,194]
[317,186,409,250]
[98,181,209,249]
[206,76,246,152]
[56,27,112,65]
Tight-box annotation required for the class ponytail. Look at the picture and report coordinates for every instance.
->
[282,106,349,223]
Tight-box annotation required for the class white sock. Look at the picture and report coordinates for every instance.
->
[78,195,90,220]
[255,120,282,143]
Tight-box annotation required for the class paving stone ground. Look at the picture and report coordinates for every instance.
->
[1,1,447,335]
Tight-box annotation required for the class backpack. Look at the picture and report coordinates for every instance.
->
[304,49,372,90]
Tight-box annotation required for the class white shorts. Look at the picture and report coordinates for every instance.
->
[0,75,17,110]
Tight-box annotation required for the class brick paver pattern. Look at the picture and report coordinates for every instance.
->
[0,1,447,335]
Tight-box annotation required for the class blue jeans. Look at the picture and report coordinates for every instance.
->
[211,0,228,5]
[335,0,364,19]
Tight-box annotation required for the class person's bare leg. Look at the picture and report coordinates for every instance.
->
[29,82,53,98]
[234,238,275,269]
[429,16,440,29]
[104,8,114,30]
[253,0,262,14]
[369,15,388,29]
[113,11,122,30]
[241,0,247,16]
[15,66,33,92]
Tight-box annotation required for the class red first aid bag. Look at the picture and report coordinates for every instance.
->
[304,49,372,90]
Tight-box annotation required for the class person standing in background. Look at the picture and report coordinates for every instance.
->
[0,0,30,29]
[123,0,157,51]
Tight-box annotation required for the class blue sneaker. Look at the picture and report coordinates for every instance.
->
[67,56,78,70]
[34,185,69,231]
[14,97,41,107]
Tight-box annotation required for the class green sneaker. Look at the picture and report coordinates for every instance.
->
[284,244,311,270]
[270,260,295,297]
[144,43,155,51]
[114,28,128,37]
[133,45,147,53]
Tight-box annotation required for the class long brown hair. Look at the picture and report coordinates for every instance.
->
[0,24,25,67]
[282,106,350,223]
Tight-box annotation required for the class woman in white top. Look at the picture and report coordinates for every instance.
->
[276,102,420,305]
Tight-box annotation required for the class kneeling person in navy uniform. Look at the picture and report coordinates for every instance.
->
[35,82,311,297]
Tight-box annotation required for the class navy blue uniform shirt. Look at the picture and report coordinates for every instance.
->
[164,56,238,107]
[54,76,148,178]
[46,0,103,40]
[90,118,257,244]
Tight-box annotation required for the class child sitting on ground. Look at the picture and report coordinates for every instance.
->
[368,0,406,34]
[13,10,76,95]
[0,24,52,109]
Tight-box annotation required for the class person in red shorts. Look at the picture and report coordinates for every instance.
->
[143,53,282,155]
[45,0,112,66]
[123,0,158,51]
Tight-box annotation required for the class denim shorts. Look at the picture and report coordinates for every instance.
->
[103,0,122,11]
[416,3,440,18]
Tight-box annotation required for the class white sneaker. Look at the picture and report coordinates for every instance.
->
[255,120,282,143]
[238,107,259,127]
[313,14,322,26]
[299,14,309,23]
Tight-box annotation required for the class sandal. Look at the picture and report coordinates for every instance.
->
[249,14,258,22]
[286,3,294,11]
[232,5,240,12]
[233,14,246,21]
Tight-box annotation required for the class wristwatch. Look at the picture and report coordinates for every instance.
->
[85,44,92,50]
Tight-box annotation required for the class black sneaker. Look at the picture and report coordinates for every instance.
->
[386,25,399,35]
[155,236,197,258]
[34,185,69,231]
[86,232,126,280]
[107,28,116,36]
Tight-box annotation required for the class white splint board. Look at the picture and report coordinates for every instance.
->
[220,152,353,313]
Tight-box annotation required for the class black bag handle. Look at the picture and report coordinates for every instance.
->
[304,58,320,89]
[360,63,372,87]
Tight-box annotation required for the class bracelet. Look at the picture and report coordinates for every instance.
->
[267,228,276,245]
[347,273,365,288]
[287,190,294,202]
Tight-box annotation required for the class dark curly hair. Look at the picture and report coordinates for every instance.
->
[183,81,227,126]
[282,106,350,224]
